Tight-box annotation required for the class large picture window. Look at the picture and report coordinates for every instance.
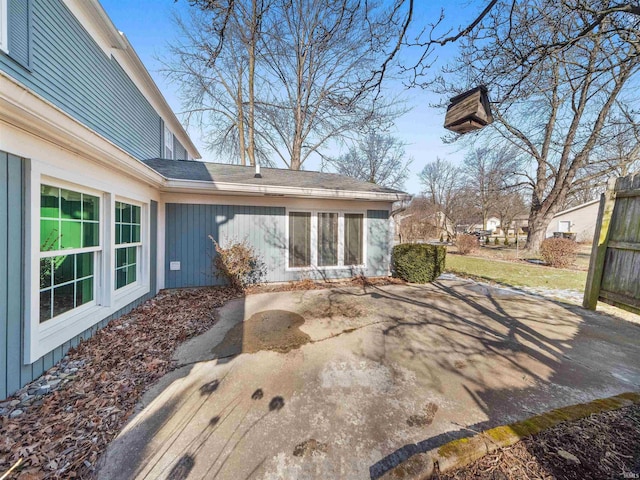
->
[115,201,141,289]
[288,211,365,269]
[39,185,99,323]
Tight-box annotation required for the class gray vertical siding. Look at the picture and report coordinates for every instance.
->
[165,204,392,288]
[0,152,159,400]
[0,0,162,160]
[366,210,391,277]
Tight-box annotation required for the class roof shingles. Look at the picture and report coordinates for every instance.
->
[143,158,406,195]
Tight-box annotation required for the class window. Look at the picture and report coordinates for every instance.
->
[558,221,571,233]
[164,124,174,159]
[288,211,366,269]
[39,185,100,323]
[289,212,311,268]
[0,0,7,54]
[115,201,141,289]
[344,214,364,265]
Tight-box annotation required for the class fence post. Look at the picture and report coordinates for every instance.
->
[583,178,617,310]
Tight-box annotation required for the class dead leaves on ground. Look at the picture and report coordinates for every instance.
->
[0,287,240,480]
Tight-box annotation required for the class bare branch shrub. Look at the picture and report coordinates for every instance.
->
[456,234,479,255]
[540,238,578,268]
[209,236,266,289]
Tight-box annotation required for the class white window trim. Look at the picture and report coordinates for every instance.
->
[113,197,149,298]
[25,161,151,364]
[285,208,367,272]
[0,0,7,54]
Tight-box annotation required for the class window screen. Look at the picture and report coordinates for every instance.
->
[289,212,311,267]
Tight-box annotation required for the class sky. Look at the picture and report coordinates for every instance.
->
[99,0,480,195]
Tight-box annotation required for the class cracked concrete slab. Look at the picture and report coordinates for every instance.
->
[96,279,640,480]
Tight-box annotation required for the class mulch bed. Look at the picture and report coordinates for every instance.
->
[436,403,640,480]
[0,287,240,479]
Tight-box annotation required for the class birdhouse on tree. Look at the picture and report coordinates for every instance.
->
[444,86,493,134]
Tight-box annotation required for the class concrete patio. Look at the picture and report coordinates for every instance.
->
[97,278,640,480]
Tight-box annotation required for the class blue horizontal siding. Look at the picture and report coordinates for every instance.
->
[0,152,159,400]
[0,0,162,160]
[165,204,392,288]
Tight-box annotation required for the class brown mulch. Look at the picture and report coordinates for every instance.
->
[436,403,640,480]
[0,287,240,479]
[245,275,405,294]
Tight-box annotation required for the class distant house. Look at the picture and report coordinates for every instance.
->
[546,199,600,242]
[0,0,408,399]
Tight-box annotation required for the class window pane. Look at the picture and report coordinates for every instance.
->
[116,247,127,268]
[76,252,93,278]
[115,202,123,222]
[40,219,60,251]
[53,255,74,285]
[40,186,59,219]
[122,224,131,244]
[82,194,99,221]
[61,220,82,249]
[122,204,132,223]
[115,224,122,245]
[317,213,338,267]
[53,283,75,317]
[127,265,137,284]
[132,225,141,243]
[76,278,93,306]
[289,212,311,268]
[128,246,137,264]
[40,258,52,290]
[60,189,82,220]
[40,290,52,323]
[116,268,127,289]
[132,205,141,224]
[83,222,99,247]
[344,214,363,265]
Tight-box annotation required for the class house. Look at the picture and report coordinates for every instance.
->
[546,199,600,243]
[0,0,408,399]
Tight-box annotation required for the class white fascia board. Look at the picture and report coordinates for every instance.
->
[553,199,600,218]
[161,178,411,202]
[0,72,164,187]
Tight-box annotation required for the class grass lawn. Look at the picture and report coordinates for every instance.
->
[445,254,588,292]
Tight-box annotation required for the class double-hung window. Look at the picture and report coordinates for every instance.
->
[39,185,100,323]
[288,211,365,269]
[115,201,142,290]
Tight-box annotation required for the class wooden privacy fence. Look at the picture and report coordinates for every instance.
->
[584,173,640,314]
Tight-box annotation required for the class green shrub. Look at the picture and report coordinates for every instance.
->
[439,234,444,243]
[392,244,446,283]
[540,237,578,268]
[485,236,490,245]
[503,237,510,246]
[456,234,478,255]
[493,237,499,245]
[209,236,266,290]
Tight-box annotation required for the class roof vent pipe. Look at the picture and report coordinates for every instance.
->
[254,162,262,178]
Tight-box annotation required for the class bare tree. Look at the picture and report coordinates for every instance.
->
[495,190,528,237]
[256,0,405,170]
[396,196,441,243]
[436,1,640,252]
[323,131,412,189]
[462,146,522,230]
[169,1,273,166]
[171,0,406,170]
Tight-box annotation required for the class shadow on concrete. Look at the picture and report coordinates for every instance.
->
[362,281,640,479]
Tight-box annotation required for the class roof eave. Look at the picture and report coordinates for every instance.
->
[161,178,410,202]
